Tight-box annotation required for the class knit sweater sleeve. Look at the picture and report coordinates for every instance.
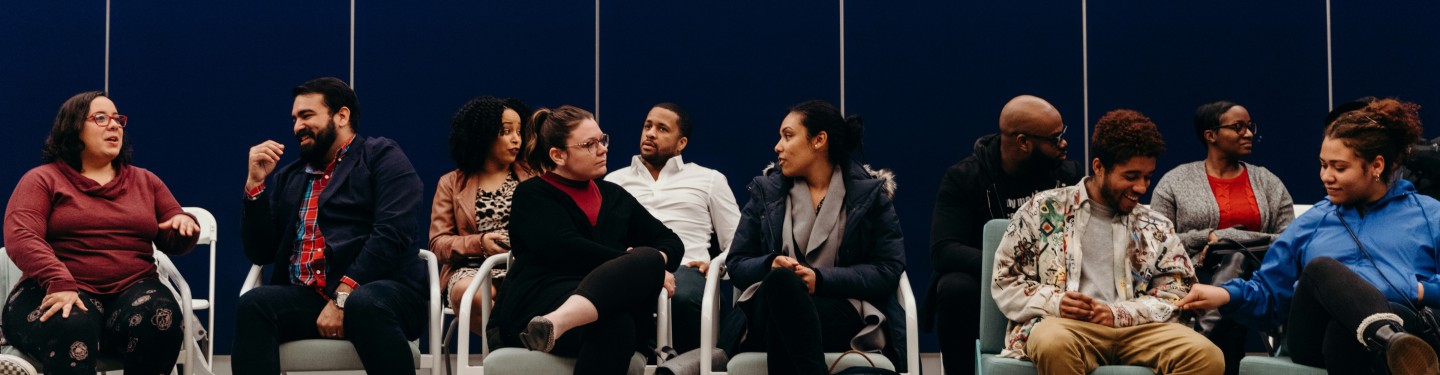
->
[3,166,75,293]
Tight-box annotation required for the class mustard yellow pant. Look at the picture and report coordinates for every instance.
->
[1025,318,1224,375]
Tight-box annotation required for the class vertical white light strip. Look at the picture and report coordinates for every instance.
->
[839,0,846,114]
[595,0,601,120]
[1325,0,1334,109]
[1081,0,1089,175]
[105,0,111,92]
[350,0,356,87]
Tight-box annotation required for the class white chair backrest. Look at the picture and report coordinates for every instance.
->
[1294,204,1313,218]
[182,207,218,245]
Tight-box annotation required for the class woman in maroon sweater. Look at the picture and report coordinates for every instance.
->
[2,91,199,374]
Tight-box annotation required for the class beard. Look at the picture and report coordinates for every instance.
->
[298,119,339,167]
[1097,178,1136,214]
[1018,147,1065,175]
[641,144,678,170]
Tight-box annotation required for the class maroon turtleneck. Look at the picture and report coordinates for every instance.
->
[540,172,602,226]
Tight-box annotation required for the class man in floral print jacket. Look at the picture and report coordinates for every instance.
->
[990,109,1223,375]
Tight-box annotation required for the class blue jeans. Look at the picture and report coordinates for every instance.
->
[232,280,425,374]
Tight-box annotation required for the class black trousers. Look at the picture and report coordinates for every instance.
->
[1287,257,1436,374]
[231,280,426,374]
[740,268,864,375]
[932,271,980,375]
[1,278,183,375]
[548,248,667,375]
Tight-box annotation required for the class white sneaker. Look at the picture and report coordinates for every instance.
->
[0,354,35,375]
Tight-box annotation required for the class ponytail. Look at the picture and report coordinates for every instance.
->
[525,105,595,173]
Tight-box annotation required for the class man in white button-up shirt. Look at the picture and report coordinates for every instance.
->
[605,103,741,354]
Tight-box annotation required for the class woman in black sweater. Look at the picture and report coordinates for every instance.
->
[488,105,683,374]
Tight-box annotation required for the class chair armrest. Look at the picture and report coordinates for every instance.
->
[418,249,442,374]
[897,272,918,375]
[657,287,671,364]
[240,264,264,297]
[700,252,727,375]
[154,251,197,375]
[457,253,510,366]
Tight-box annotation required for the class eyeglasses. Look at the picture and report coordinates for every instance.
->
[1212,121,1256,135]
[88,113,128,128]
[565,134,609,154]
[1017,125,1066,145]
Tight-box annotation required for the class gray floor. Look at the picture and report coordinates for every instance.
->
[206,353,946,374]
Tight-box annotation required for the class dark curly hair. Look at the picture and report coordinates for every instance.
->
[1326,98,1423,181]
[449,96,531,174]
[42,91,133,170]
[525,105,595,173]
[1092,109,1166,169]
[1193,100,1240,147]
[789,100,864,166]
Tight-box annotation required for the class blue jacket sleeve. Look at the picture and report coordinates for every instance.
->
[1219,210,1318,331]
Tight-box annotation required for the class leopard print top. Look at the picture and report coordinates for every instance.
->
[475,170,519,235]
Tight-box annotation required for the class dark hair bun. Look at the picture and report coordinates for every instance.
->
[1363,98,1423,145]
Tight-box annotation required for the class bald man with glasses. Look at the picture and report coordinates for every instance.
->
[922,95,1084,374]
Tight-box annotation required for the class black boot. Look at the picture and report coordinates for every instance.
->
[1365,322,1440,375]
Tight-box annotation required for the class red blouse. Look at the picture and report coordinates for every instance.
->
[1208,168,1262,231]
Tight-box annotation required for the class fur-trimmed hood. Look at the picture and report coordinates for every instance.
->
[758,161,897,199]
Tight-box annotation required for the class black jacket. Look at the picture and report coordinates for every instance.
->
[488,177,683,349]
[241,135,427,298]
[726,161,908,371]
[921,133,1082,330]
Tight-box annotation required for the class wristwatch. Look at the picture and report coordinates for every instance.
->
[335,292,350,309]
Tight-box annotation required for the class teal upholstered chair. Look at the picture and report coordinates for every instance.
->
[977,219,1154,375]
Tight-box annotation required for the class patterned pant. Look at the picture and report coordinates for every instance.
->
[1,278,182,375]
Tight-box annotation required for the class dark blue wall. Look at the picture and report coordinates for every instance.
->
[2,1,1436,357]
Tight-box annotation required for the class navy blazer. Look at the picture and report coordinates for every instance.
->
[241,135,427,297]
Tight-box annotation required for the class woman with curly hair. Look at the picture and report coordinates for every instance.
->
[428,96,533,333]
[2,91,199,374]
[1181,98,1440,374]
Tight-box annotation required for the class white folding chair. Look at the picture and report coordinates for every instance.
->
[0,248,209,375]
[699,252,921,375]
[239,249,444,375]
[178,206,217,374]
[453,253,666,375]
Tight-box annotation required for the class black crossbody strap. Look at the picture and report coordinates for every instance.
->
[1336,211,1425,314]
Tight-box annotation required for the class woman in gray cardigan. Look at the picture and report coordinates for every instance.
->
[1153,101,1295,255]
[1151,100,1294,375]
